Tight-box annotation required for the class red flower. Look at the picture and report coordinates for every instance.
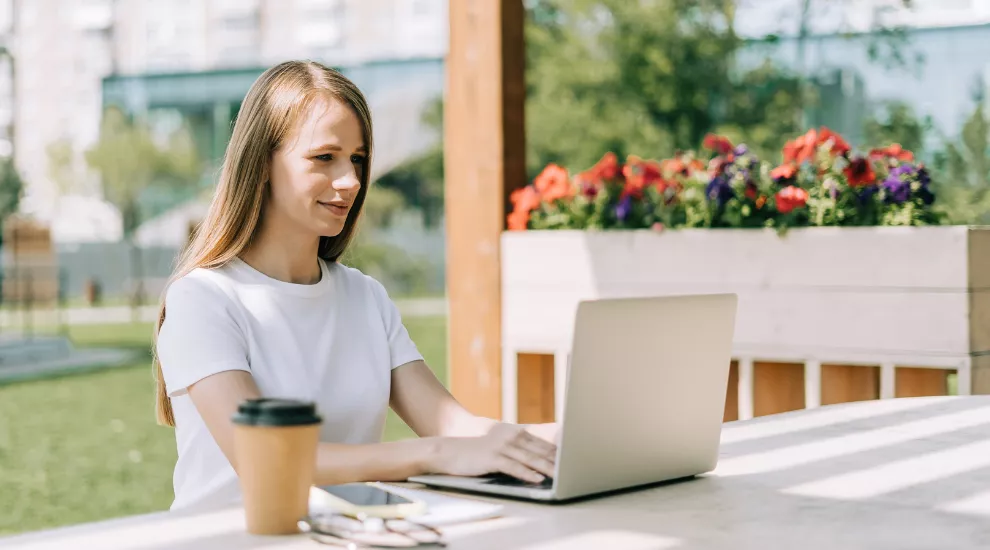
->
[775,185,808,214]
[843,157,877,187]
[782,127,853,164]
[783,128,818,164]
[510,185,541,212]
[507,186,541,231]
[771,163,797,181]
[589,152,621,180]
[622,155,665,199]
[533,163,572,202]
[507,209,530,231]
[661,154,704,177]
[869,143,914,162]
[818,126,851,156]
[703,133,734,157]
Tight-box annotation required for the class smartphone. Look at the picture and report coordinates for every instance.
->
[310,482,427,519]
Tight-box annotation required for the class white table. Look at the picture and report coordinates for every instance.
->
[5,396,990,549]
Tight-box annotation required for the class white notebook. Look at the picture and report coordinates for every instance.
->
[309,483,505,528]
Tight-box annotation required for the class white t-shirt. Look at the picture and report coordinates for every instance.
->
[156,257,423,512]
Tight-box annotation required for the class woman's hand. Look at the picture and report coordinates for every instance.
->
[428,423,557,483]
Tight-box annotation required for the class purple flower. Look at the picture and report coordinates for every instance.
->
[733,144,749,157]
[706,175,734,206]
[857,185,878,204]
[882,175,911,204]
[883,163,932,205]
[889,164,917,179]
[615,195,632,221]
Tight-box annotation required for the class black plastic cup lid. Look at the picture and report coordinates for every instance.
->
[231,398,322,427]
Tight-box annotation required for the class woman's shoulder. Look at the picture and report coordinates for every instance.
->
[330,261,391,302]
[164,266,237,308]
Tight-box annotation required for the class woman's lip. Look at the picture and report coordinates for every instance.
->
[318,202,349,216]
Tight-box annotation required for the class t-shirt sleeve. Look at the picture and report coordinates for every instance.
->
[156,275,251,397]
[369,277,424,370]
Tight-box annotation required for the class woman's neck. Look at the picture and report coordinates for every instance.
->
[240,217,322,285]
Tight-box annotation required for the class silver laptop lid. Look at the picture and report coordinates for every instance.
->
[553,293,737,500]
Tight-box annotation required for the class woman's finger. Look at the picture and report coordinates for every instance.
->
[495,455,546,484]
[514,431,557,460]
[500,444,556,478]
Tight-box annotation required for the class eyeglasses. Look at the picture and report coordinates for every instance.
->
[300,513,447,548]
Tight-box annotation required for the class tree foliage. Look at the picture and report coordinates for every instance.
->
[84,107,201,238]
[0,158,23,225]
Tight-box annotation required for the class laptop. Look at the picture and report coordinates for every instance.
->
[409,293,738,502]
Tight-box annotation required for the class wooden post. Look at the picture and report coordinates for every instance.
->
[445,0,527,419]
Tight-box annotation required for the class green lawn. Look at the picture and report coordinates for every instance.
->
[0,316,448,536]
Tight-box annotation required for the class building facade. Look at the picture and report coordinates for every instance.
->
[5,0,446,242]
[735,0,990,151]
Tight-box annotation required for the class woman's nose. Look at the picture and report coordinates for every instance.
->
[333,168,361,191]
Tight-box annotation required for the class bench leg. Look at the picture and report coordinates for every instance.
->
[554,350,568,423]
[804,360,821,409]
[501,347,518,423]
[958,360,972,396]
[737,357,754,420]
[880,362,896,399]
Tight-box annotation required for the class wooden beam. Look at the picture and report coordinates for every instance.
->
[444,0,527,419]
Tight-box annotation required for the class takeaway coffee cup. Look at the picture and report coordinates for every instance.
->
[232,398,322,535]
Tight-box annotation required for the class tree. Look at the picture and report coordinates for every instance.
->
[863,101,930,156]
[0,158,23,228]
[934,102,990,225]
[374,98,445,227]
[524,0,810,174]
[523,0,922,177]
[85,107,201,313]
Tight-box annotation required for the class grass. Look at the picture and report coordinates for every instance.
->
[0,316,448,536]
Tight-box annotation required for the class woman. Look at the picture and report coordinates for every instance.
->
[154,60,557,512]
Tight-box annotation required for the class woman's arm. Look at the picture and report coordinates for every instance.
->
[389,361,560,443]
[189,370,441,485]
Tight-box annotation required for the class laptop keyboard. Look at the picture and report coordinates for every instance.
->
[482,473,554,489]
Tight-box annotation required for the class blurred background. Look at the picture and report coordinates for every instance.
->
[0,0,989,536]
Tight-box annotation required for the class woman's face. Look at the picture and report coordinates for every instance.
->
[268,95,366,239]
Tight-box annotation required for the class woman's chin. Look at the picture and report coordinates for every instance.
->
[315,222,346,239]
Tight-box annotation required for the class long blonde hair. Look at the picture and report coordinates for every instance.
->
[153,61,374,427]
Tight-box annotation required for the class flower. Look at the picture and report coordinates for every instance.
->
[509,185,541,213]
[870,143,914,162]
[917,166,935,205]
[615,195,633,222]
[856,185,878,204]
[882,163,926,204]
[705,175,733,206]
[771,163,797,182]
[508,186,541,230]
[843,157,877,187]
[818,126,851,157]
[703,133,734,157]
[745,181,758,199]
[589,152,621,181]
[733,144,749,157]
[775,185,808,214]
[783,128,818,165]
[661,154,705,177]
[651,222,665,233]
[507,209,531,231]
[533,163,572,202]
[622,155,665,199]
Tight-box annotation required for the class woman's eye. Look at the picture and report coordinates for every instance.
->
[350,155,366,164]
[314,154,333,161]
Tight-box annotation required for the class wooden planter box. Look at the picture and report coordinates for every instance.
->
[500,226,990,423]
